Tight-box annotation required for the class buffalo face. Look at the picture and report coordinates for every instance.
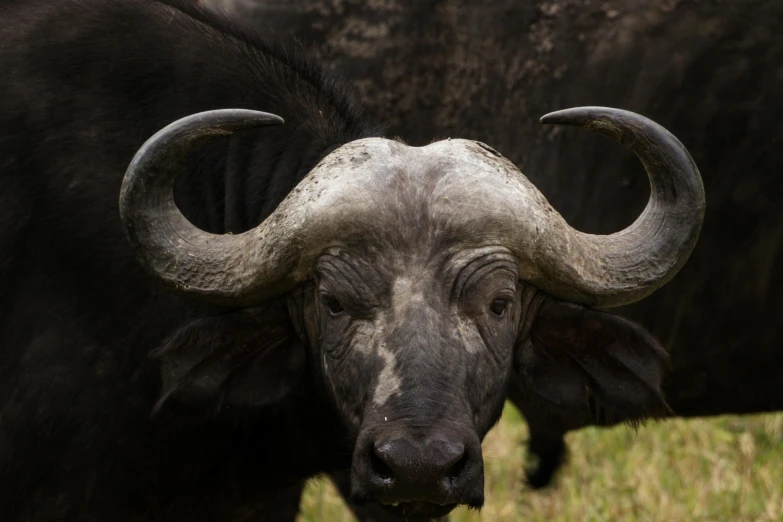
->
[303,247,527,515]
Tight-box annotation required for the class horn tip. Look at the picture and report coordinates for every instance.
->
[218,108,285,127]
[242,109,284,126]
[540,109,577,125]
[540,106,639,126]
[540,107,594,125]
[267,114,285,125]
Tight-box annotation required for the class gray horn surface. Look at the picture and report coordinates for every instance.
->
[119,109,287,307]
[528,106,705,307]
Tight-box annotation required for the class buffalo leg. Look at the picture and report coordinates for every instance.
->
[506,382,568,489]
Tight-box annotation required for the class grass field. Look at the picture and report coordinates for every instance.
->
[298,403,783,522]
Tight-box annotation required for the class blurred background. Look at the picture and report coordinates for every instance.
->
[201,1,782,520]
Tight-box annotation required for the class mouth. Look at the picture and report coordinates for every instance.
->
[379,501,458,519]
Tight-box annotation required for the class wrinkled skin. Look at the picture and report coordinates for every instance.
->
[308,247,522,440]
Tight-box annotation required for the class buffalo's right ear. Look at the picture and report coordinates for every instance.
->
[151,303,305,415]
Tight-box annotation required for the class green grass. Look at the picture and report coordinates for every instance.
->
[298,403,783,521]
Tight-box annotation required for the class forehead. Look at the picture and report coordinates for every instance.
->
[318,137,522,201]
[309,137,543,254]
[317,244,518,283]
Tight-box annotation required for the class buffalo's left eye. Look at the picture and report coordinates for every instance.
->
[490,298,508,317]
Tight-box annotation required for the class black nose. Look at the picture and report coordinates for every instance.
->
[373,438,466,487]
[355,434,484,509]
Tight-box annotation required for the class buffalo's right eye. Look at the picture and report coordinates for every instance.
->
[490,298,508,317]
[326,298,344,316]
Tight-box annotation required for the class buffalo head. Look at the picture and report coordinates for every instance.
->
[119,107,704,518]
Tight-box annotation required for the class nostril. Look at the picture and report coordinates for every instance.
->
[428,439,466,475]
[445,451,469,483]
[370,446,394,483]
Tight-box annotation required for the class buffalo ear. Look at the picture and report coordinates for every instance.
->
[514,298,672,431]
[151,304,305,414]
[512,299,671,488]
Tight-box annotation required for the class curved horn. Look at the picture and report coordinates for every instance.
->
[120,109,293,307]
[120,110,405,309]
[528,106,705,308]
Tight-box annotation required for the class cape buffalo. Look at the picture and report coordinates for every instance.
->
[0,0,704,520]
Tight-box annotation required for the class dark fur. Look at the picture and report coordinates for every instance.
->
[511,299,672,489]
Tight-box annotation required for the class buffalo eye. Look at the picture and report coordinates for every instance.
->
[490,298,508,317]
[326,298,345,316]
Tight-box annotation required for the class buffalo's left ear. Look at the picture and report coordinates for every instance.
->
[512,298,672,488]
[151,304,305,415]
[514,298,672,431]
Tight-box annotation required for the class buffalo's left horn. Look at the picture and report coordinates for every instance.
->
[522,106,705,307]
